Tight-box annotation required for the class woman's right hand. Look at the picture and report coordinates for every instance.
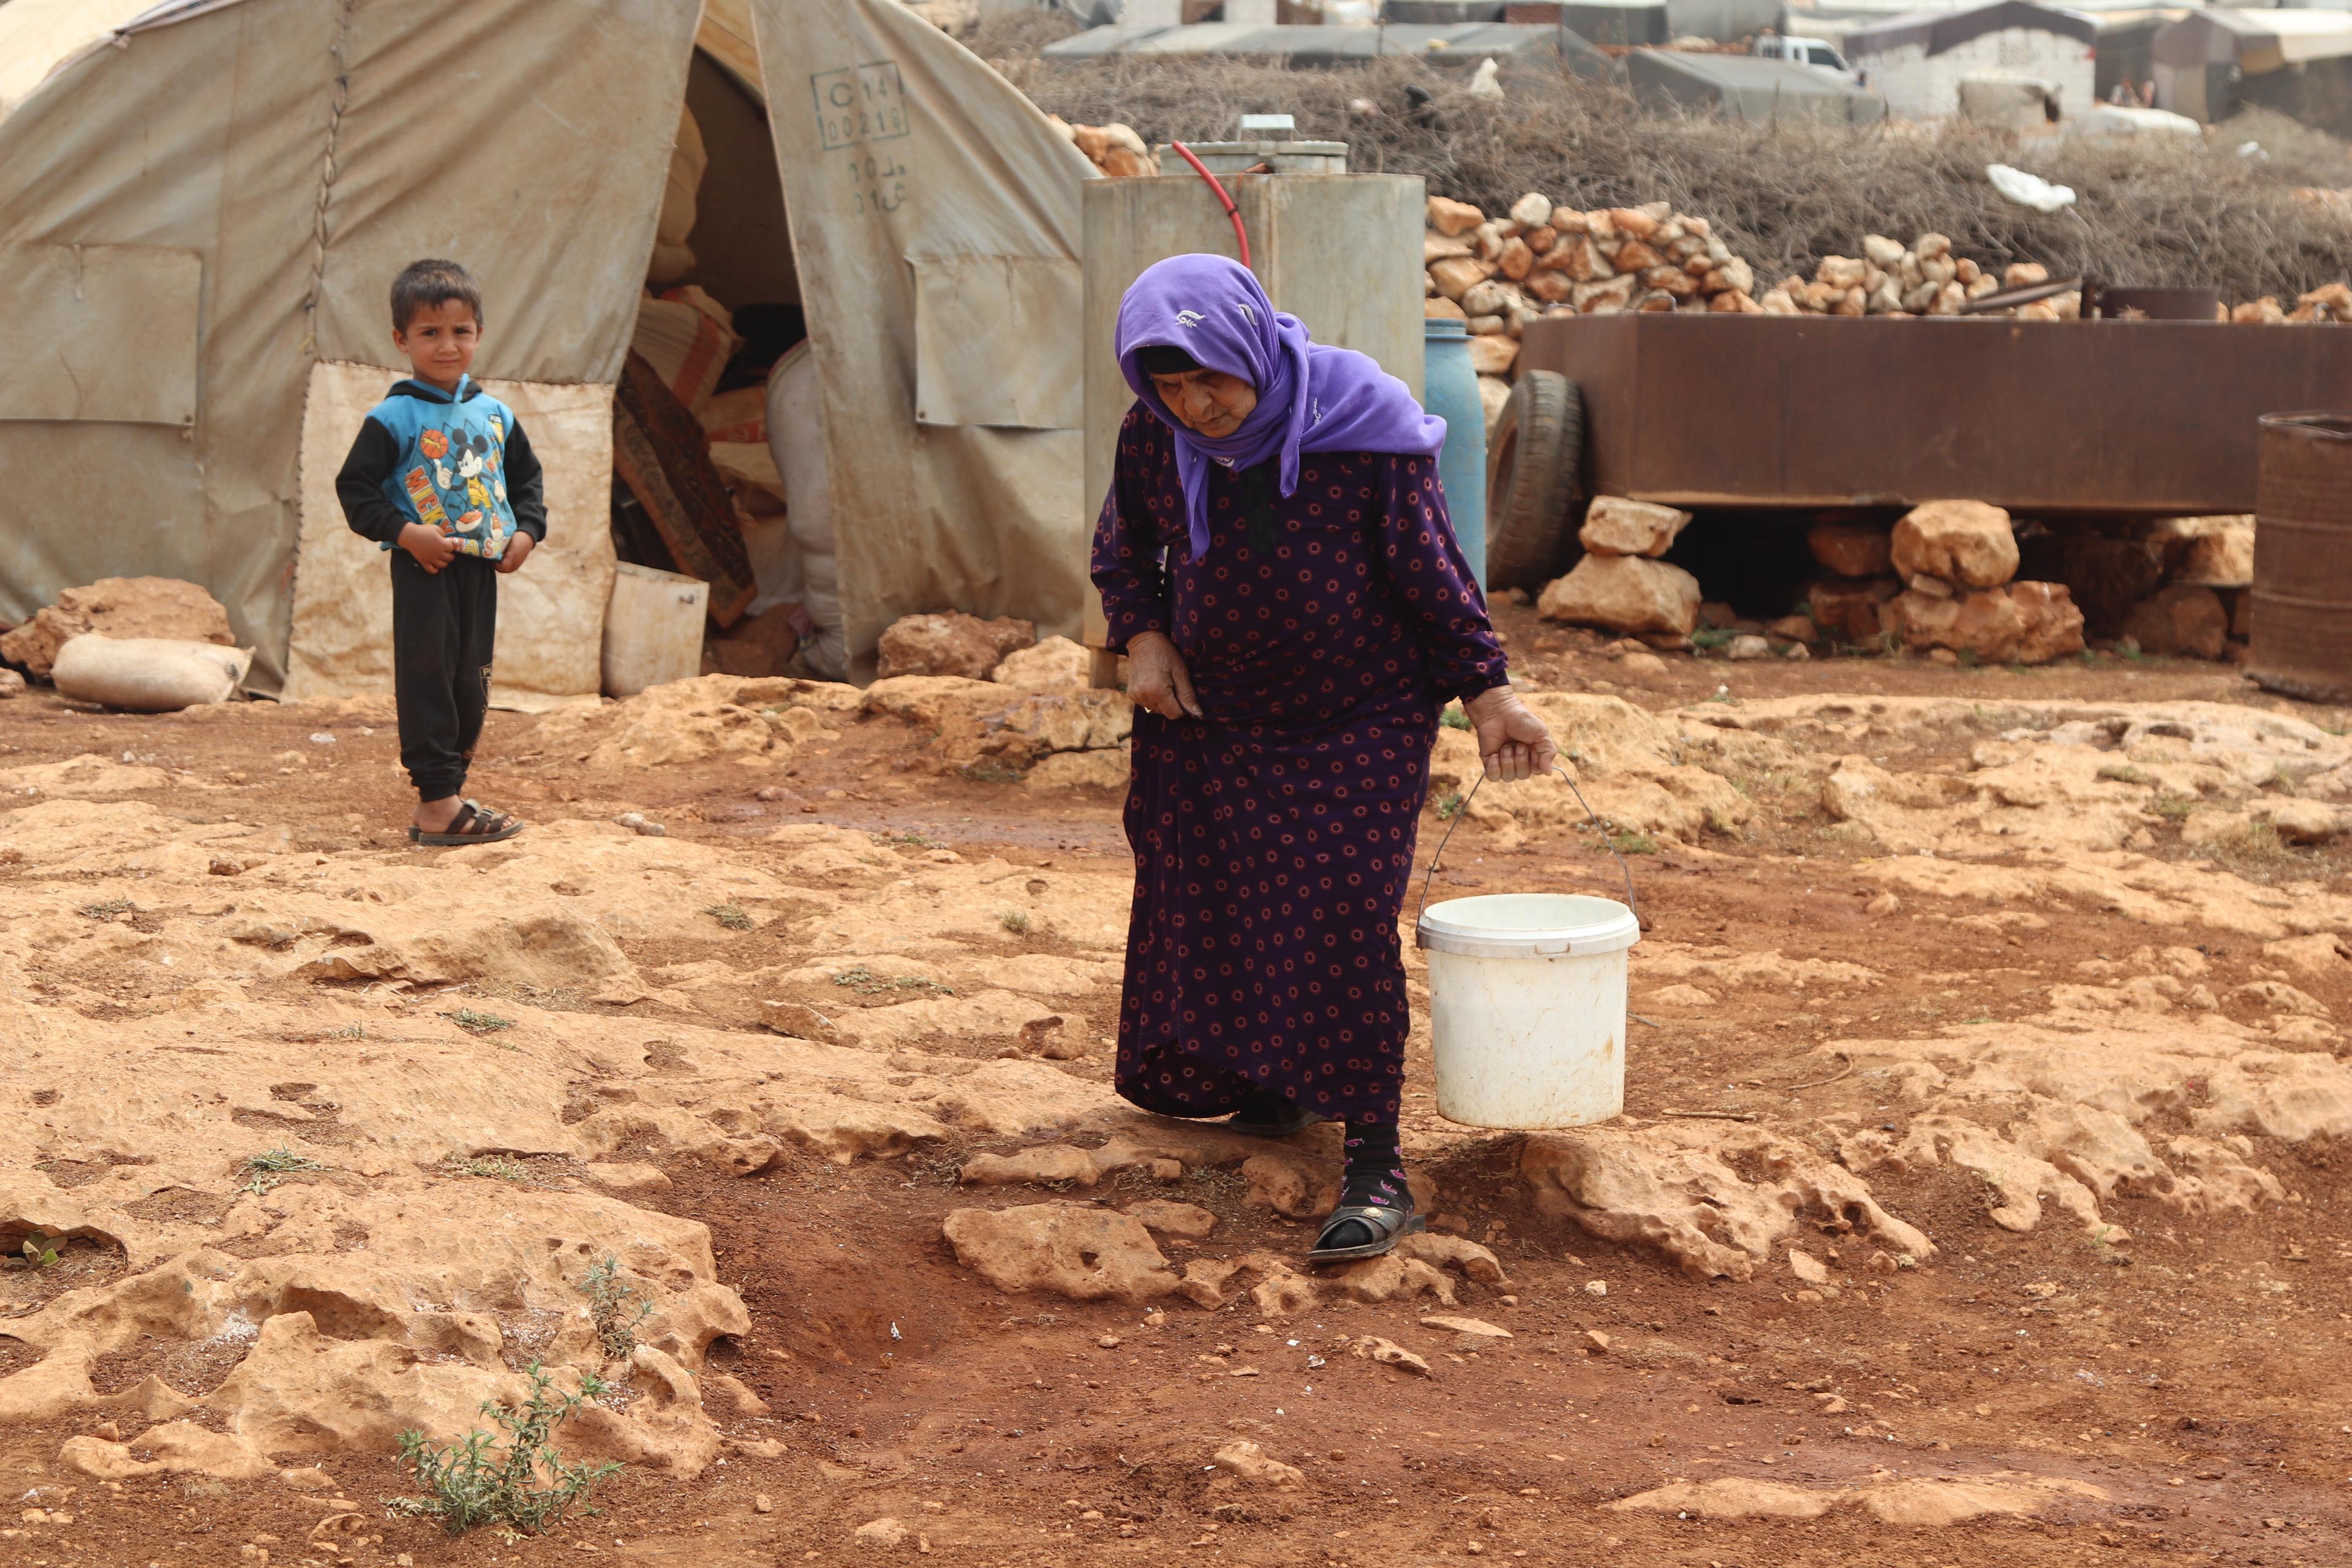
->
[1125,631,1203,721]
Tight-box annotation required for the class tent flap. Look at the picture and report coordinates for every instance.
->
[912,254,1084,429]
[0,242,200,424]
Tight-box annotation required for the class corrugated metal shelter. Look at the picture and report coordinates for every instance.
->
[1628,48,1891,120]
[1841,0,2097,121]
[2154,6,2352,129]
[0,0,1095,701]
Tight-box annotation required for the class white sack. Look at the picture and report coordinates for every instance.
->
[769,341,845,678]
[52,635,250,712]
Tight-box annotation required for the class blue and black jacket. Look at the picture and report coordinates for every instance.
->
[334,374,547,560]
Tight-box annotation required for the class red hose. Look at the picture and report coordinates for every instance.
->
[1168,138,1251,272]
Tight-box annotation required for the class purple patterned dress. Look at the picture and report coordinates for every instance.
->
[1091,404,1510,1124]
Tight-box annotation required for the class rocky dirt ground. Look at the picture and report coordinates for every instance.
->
[4,601,2350,1568]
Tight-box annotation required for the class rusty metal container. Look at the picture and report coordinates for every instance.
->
[1515,312,2352,516]
[2250,412,2352,703]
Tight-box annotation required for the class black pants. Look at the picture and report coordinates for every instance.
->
[391,552,497,801]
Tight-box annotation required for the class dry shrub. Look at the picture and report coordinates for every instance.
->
[978,36,2352,303]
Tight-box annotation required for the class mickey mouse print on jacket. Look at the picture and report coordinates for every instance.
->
[334,373,548,559]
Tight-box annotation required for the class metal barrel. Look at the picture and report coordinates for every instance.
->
[2250,412,2352,704]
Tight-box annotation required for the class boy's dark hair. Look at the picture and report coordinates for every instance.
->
[391,259,483,334]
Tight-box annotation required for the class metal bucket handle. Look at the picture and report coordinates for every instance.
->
[1415,764,1640,925]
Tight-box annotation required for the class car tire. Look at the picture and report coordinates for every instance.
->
[1484,370,1584,594]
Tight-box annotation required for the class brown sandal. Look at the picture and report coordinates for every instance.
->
[409,799,523,846]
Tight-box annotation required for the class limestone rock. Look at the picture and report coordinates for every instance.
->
[1420,1314,1510,1340]
[1806,578,1902,645]
[989,635,1091,691]
[939,1203,1177,1302]
[2122,584,2228,660]
[1807,521,1893,578]
[1725,635,1769,662]
[1351,1335,1432,1376]
[1329,1253,1457,1306]
[0,577,235,679]
[1507,191,1553,229]
[2258,797,2341,845]
[958,1145,1098,1187]
[1122,1199,1218,1240]
[854,1517,910,1547]
[1466,334,1518,376]
[1214,1440,1304,1488]
[1578,497,1691,559]
[758,1000,839,1042]
[1428,255,1490,300]
[1393,1232,1511,1286]
[1891,501,2018,589]
[1888,581,2084,665]
[876,612,1036,680]
[1428,196,1485,236]
[1518,1121,1932,1281]
[1243,1154,1338,1220]
[0,668,27,698]
[1537,555,1701,636]
[2161,516,2255,588]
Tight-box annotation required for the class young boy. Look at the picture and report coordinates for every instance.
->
[336,259,546,845]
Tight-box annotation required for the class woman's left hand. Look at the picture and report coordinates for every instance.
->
[1464,685,1557,783]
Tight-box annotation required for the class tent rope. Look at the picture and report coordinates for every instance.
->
[299,0,357,359]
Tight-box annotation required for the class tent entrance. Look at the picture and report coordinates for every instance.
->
[611,44,840,680]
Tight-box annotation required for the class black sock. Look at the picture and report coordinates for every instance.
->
[1235,1084,1292,1125]
[1340,1120,1409,1211]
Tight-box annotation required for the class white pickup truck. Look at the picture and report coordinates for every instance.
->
[1750,34,1861,85]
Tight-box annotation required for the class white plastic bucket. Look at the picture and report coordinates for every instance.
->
[1415,893,1640,1129]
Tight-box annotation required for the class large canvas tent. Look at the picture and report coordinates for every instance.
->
[2154,6,2352,129]
[1840,1,2097,121]
[0,0,1095,702]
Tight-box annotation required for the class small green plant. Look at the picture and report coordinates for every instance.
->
[240,1147,326,1196]
[78,899,133,921]
[326,1023,367,1041]
[582,1257,654,1360]
[20,1231,63,1268]
[877,830,947,850]
[2096,763,2153,787]
[1000,910,1032,935]
[1956,649,1981,670]
[1439,704,1471,731]
[2151,795,2198,821]
[1691,627,1736,651]
[2116,641,2146,663]
[1435,791,1466,821]
[450,1155,529,1182]
[832,964,952,997]
[959,760,1022,785]
[2215,820,2290,871]
[386,1363,619,1537]
[1705,685,1740,706]
[1603,831,1660,856]
[446,1008,516,1036]
[703,903,754,932]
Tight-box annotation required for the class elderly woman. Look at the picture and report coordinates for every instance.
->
[1091,254,1556,1261]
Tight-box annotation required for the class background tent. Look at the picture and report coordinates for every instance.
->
[1840,1,2097,122]
[2154,6,2352,129]
[1627,48,1891,122]
[0,0,1092,701]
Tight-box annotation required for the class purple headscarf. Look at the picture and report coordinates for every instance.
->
[1116,254,1446,560]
